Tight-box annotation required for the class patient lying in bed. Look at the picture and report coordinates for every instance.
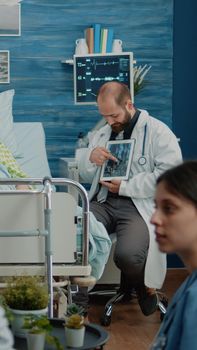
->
[0,141,111,281]
[0,87,111,313]
[0,142,29,190]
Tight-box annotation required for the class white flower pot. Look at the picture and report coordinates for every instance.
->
[9,307,48,338]
[65,326,85,348]
[27,332,46,350]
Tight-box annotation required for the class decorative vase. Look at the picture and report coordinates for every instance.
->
[75,38,88,55]
[26,332,46,350]
[9,308,48,338]
[112,39,123,53]
[65,326,85,348]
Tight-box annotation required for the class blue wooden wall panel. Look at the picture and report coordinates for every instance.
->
[0,0,173,177]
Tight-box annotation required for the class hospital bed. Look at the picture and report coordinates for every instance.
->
[60,156,120,286]
[0,122,93,318]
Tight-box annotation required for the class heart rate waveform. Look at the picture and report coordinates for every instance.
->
[74,53,133,104]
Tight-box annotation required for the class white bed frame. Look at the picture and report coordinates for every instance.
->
[0,123,93,318]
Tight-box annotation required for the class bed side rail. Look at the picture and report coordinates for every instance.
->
[0,177,89,318]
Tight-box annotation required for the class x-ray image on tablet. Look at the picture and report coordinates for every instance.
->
[100,139,135,181]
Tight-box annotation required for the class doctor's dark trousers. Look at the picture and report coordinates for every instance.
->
[90,195,149,288]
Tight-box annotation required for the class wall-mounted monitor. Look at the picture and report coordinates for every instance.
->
[73,52,133,105]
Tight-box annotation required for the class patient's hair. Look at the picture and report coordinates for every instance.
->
[157,160,197,207]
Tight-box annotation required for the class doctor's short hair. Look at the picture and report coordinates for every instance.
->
[96,81,132,107]
[157,160,197,207]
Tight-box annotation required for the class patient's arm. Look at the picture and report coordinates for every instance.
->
[16,184,29,190]
[0,142,32,189]
[0,142,28,180]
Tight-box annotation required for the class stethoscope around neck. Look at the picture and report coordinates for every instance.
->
[138,124,147,165]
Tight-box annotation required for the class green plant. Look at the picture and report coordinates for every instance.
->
[23,315,63,350]
[2,275,48,310]
[66,303,85,317]
[65,314,84,329]
[133,64,152,96]
[23,314,52,334]
[64,303,85,329]
[0,294,13,322]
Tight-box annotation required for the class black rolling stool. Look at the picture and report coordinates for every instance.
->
[100,271,168,326]
[90,231,168,326]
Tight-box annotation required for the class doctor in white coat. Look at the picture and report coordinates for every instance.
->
[78,81,182,316]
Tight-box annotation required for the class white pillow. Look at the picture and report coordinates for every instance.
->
[0,89,18,155]
[14,122,51,178]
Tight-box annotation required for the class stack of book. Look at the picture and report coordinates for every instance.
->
[85,24,114,54]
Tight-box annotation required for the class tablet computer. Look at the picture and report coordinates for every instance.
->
[100,139,135,181]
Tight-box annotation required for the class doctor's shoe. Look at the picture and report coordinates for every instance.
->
[136,286,158,316]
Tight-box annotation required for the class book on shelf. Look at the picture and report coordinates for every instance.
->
[84,24,115,54]
[85,27,94,53]
[106,28,114,53]
[93,23,101,53]
[100,28,108,54]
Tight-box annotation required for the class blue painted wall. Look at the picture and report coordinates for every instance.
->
[169,0,197,268]
[0,0,173,177]
[173,0,197,160]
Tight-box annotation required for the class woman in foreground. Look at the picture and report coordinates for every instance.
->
[150,160,197,350]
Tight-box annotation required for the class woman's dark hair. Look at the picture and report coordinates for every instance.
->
[157,160,197,207]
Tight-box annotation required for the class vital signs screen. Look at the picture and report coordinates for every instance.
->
[73,52,133,104]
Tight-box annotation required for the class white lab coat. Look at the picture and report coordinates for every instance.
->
[78,110,182,288]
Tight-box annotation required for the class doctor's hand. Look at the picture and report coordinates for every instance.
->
[100,179,121,193]
[90,147,117,166]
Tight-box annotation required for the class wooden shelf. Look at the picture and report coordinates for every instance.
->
[61,58,136,65]
[61,59,73,65]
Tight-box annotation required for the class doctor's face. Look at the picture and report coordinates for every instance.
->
[151,181,197,256]
[97,96,132,133]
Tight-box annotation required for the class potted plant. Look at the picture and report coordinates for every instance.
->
[2,275,48,337]
[64,303,85,348]
[65,303,85,318]
[23,314,63,350]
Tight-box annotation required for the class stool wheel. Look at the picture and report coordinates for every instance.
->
[100,304,113,326]
[158,295,168,321]
[100,313,111,327]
